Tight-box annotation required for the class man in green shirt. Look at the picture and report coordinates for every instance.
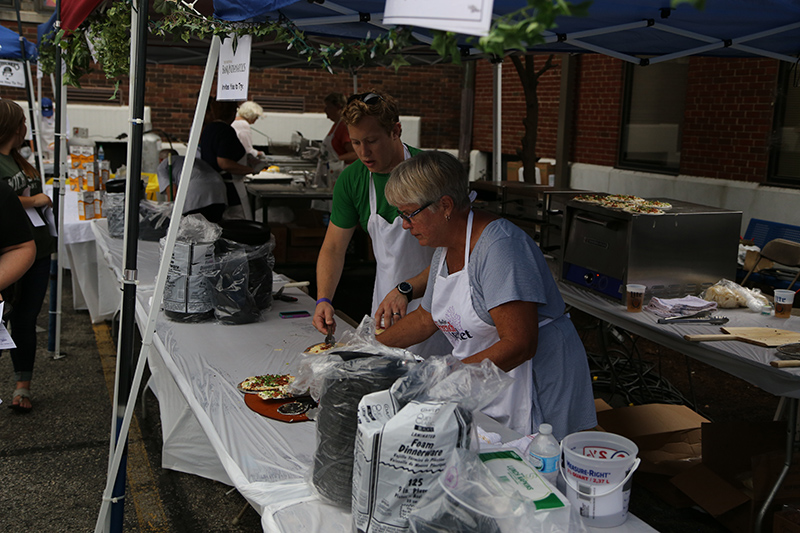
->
[313,91,447,356]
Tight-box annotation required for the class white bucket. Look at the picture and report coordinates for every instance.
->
[559,431,641,528]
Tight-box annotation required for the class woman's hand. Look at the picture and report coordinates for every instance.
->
[374,288,409,329]
[313,300,336,336]
[33,193,52,209]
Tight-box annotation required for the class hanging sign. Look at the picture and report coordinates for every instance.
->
[0,60,26,88]
[384,0,495,36]
[217,34,251,101]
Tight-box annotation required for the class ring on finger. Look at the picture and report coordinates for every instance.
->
[392,312,401,316]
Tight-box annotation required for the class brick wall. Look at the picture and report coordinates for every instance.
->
[572,55,624,168]
[472,54,562,159]
[680,57,778,183]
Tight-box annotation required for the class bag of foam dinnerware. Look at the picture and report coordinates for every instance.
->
[352,355,512,533]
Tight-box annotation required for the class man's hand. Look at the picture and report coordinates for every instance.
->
[313,300,336,336]
[374,288,409,330]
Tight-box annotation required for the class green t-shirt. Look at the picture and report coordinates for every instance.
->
[329,145,421,232]
[0,152,54,260]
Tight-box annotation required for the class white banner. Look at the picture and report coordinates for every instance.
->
[0,60,26,88]
[384,0,494,36]
[217,34,251,101]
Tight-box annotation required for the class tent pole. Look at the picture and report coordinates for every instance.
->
[94,32,222,533]
[492,57,502,183]
[49,0,65,361]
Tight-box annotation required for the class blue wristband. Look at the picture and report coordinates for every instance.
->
[316,297,332,306]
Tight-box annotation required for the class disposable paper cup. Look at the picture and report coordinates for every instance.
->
[626,284,646,312]
[774,289,795,319]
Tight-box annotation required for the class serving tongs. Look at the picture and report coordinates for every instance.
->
[657,311,729,325]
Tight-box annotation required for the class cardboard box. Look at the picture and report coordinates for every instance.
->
[506,161,523,181]
[596,403,707,476]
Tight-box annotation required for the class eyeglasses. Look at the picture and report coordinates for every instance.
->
[398,201,433,223]
[347,92,384,106]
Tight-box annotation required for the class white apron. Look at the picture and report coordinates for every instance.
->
[430,211,548,435]
[366,146,450,357]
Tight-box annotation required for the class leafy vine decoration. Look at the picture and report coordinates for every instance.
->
[38,0,707,86]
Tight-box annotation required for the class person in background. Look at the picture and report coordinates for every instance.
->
[377,151,597,438]
[0,100,56,414]
[322,92,357,165]
[232,101,266,161]
[199,99,256,220]
[157,148,227,223]
[0,180,35,299]
[312,90,449,357]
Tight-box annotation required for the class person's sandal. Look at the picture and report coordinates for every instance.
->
[8,388,32,414]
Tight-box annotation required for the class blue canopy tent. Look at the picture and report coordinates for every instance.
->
[85,1,800,532]
[0,24,38,59]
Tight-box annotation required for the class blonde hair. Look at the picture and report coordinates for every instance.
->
[342,89,400,135]
[0,100,38,182]
[237,101,263,122]
[386,151,470,211]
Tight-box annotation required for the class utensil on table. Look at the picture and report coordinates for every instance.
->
[658,316,729,325]
[273,281,310,302]
[325,327,335,346]
[684,327,800,347]
[661,310,712,321]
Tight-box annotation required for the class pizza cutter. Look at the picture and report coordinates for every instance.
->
[273,281,310,302]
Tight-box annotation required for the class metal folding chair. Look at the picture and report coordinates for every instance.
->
[741,238,800,291]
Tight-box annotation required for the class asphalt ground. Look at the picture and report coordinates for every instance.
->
[0,263,784,532]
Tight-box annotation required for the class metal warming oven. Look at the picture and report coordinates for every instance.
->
[560,199,742,302]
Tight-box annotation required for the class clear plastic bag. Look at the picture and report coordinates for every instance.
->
[105,192,125,238]
[701,278,769,312]
[139,200,172,241]
[352,356,514,533]
[408,449,587,533]
[209,235,276,325]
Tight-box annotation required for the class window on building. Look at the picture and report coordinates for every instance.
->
[618,58,689,174]
[769,64,800,187]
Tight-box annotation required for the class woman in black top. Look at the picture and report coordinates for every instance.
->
[199,99,255,221]
[0,100,55,413]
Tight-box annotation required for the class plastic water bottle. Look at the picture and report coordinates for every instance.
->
[528,423,560,485]
[97,145,104,160]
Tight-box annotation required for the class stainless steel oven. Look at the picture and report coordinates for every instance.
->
[560,198,742,302]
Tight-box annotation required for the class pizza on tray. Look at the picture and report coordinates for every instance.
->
[238,374,296,398]
[304,342,339,354]
[605,194,644,204]
[623,204,665,215]
[639,200,672,210]
[573,194,606,203]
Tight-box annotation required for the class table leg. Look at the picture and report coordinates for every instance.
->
[754,396,797,532]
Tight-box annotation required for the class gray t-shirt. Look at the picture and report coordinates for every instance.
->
[421,217,565,324]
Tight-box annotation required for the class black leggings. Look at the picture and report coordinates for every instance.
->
[7,256,50,382]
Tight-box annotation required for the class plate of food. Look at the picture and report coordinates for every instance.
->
[244,394,316,423]
[238,373,297,398]
[606,194,644,204]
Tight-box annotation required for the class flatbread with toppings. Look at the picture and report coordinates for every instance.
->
[238,374,295,396]
[598,199,629,210]
[304,342,338,354]
[640,200,672,210]
[606,194,644,204]
[573,194,606,203]
[623,205,664,215]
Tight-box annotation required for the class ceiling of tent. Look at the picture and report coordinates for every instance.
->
[229,0,800,66]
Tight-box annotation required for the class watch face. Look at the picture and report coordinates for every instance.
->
[398,282,412,295]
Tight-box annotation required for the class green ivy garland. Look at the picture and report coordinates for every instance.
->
[38,0,706,86]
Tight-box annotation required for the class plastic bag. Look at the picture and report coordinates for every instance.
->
[139,200,172,241]
[209,235,276,325]
[408,449,587,533]
[177,213,222,243]
[352,356,514,533]
[105,192,125,238]
[307,353,414,508]
[701,278,769,312]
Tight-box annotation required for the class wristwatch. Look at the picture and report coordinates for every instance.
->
[396,281,413,301]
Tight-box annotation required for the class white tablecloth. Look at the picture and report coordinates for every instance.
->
[92,221,656,532]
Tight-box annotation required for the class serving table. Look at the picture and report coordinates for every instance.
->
[89,218,658,532]
[556,276,800,531]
